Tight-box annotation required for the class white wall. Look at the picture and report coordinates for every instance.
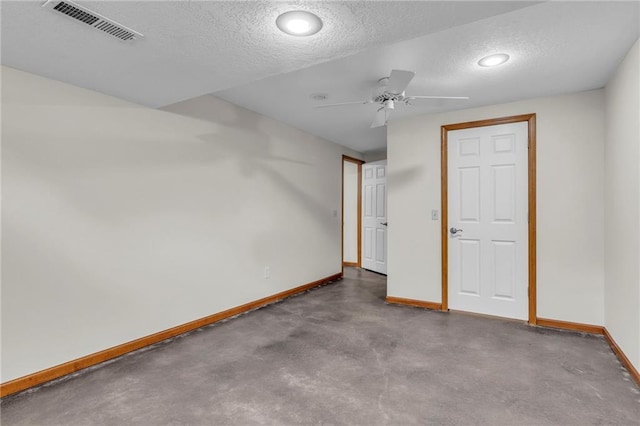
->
[1,66,356,382]
[604,39,640,371]
[343,161,358,263]
[364,149,387,163]
[387,90,605,325]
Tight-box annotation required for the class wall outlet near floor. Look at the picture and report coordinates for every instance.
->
[264,267,270,279]
[431,210,439,220]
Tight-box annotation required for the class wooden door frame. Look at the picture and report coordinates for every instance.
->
[441,114,537,324]
[342,155,365,271]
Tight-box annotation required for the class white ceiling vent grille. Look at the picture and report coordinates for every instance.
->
[42,0,143,42]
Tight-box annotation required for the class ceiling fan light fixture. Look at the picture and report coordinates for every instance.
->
[478,53,510,67]
[276,11,322,37]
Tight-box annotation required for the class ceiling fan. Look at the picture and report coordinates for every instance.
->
[314,69,469,128]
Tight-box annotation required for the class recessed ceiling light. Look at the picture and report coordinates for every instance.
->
[276,11,323,37]
[478,53,510,67]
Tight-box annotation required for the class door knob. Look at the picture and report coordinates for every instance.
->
[450,227,463,234]
[381,222,388,226]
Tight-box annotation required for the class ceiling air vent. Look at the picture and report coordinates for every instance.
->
[42,0,143,42]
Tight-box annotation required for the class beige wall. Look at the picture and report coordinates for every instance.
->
[342,161,358,263]
[364,149,387,163]
[1,66,357,382]
[604,39,640,371]
[387,90,606,325]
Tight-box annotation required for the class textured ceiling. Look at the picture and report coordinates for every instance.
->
[2,1,638,153]
[215,1,640,152]
[0,1,536,108]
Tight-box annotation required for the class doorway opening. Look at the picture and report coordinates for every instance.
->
[441,114,537,324]
[342,156,364,270]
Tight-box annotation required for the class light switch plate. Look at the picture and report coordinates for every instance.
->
[431,210,439,220]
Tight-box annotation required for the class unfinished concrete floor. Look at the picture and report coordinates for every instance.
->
[2,268,639,425]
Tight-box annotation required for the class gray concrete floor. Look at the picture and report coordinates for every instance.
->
[2,268,639,425]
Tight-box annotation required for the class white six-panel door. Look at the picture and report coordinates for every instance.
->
[448,122,528,320]
[362,163,387,274]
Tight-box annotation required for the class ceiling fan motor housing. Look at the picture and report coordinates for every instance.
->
[373,78,407,103]
[373,91,406,103]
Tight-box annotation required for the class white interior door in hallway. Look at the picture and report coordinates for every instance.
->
[447,122,528,320]
[362,161,387,274]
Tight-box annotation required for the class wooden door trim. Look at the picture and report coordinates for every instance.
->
[441,114,537,324]
[342,156,364,270]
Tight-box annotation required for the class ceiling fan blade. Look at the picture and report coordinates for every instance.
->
[406,95,470,100]
[386,70,416,94]
[371,107,389,128]
[314,100,371,109]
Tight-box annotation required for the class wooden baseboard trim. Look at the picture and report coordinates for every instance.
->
[536,318,639,386]
[385,296,442,311]
[343,262,358,267]
[536,317,604,335]
[0,272,343,398]
[603,328,640,386]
